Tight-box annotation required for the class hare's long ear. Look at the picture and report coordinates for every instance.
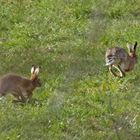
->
[35,67,39,75]
[31,65,36,74]
[134,41,138,51]
[127,43,131,53]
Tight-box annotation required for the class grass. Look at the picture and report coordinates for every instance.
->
[0,0,140,139]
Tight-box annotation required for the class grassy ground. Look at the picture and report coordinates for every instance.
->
[0,0,140,139]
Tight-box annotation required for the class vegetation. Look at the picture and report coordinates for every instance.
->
[0,0,140,139]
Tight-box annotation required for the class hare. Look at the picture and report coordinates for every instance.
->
[0,65,41,102]
[105,42,138,77]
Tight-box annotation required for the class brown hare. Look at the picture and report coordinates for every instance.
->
[105,42,138,77]
[0,65,41,102]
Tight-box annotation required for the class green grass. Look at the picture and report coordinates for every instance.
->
[0,0,140,139]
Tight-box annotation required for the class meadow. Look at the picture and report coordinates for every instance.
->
[0,0,140,139]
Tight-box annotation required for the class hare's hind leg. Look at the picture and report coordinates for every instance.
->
[13,89,26,103]
[109,65,125,77]
[109,65,117,77]
[112,65,125,77]
[117,65,125,77]
[12,94,22,103]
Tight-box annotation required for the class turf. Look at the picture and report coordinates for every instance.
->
[0,0,140,139]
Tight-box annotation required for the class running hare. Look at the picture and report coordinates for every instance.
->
[105,42,138,77]
[0,65,41,102]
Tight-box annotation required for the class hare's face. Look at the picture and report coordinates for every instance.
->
[33,77,41,87]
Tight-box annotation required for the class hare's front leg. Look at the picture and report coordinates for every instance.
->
[20,88,33,102]
[26,92,33,102]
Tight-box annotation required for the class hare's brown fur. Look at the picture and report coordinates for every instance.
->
[105,42,138,77]
[0,66,41,102]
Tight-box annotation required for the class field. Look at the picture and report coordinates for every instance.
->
[0,0,140,139]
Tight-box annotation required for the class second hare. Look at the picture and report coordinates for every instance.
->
[105,42,138,77]
[0,65,41,102]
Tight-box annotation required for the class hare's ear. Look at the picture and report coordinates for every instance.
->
[134,41,138,51]
[35,67,39,75]
[31,65,36,74]
[127,43,130,49]
[127,43,131,52]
